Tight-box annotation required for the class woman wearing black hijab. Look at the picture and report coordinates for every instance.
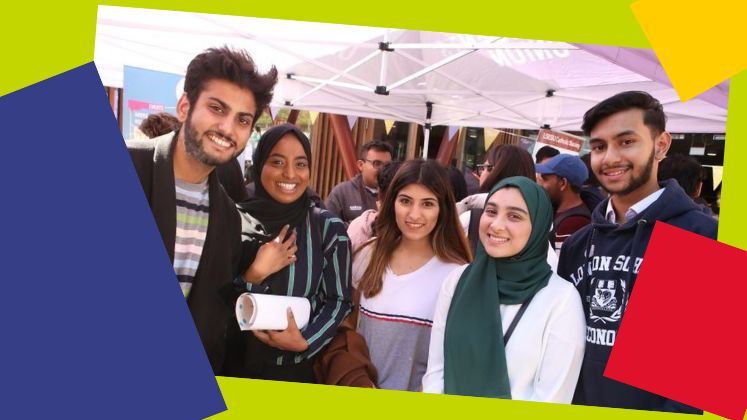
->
[224,124,352,382]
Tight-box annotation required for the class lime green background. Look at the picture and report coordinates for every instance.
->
[4,1,742,418]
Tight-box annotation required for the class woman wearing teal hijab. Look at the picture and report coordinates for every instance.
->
[422,176,585,402]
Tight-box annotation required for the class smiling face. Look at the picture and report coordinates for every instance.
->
[588,108,671,203]
[479,187,532,258]
[259,133,310,204]
[393,183,440,244]
[176,79,257,167]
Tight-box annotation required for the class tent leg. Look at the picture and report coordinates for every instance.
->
[287,109,300,125]
[329,114,359,180]
[423,127,431,159]
[436,128,459,166]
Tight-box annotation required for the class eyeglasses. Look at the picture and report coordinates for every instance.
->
[476,163,494,174]
[364,159,389,169]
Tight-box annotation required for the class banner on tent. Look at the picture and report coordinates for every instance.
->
[534,128,585,156]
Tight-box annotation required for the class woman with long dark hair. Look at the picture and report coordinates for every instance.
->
[422,176,584,402]
[457,144,536,214]
[224,124,352,382]
[352,159,472,391]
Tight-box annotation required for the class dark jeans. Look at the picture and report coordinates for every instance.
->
[221,322,317,383]
[228,356,317,383]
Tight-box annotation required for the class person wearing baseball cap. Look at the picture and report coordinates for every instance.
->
[535,154,592,253]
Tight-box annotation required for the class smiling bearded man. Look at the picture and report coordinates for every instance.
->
[556,91,718,414]
[126,46,278,374]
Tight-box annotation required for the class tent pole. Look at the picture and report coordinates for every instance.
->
[378,29,389,90]
[328,114,359,179]
[436,127,460,166]
[422,101,433,159]
[423,126,431,159]
[289,49,381,104]
[388,49,477,92]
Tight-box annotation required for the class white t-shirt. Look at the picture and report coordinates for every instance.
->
[422,264,586,403]
[353,244,462,391]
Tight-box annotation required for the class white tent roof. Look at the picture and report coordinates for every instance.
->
[95,6,728,133]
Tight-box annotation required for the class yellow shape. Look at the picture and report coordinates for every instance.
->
[484,128,500,151]
[213,375,691,419]
[712,166,724,188]
[309,111,320,125]
[384,120,395,134]
[631,0,746,102]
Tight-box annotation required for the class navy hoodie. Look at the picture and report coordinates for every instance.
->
[557,179,718,412]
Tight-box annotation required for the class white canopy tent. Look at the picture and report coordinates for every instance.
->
[95,5,728,155]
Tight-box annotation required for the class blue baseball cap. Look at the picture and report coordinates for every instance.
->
[535,154,588,188]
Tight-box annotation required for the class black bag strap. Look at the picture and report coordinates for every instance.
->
[503,294,534,345]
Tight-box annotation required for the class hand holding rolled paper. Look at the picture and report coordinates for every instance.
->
[252,308,309,352]
[236,293,311,331]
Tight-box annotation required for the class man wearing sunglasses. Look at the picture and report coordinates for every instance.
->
[326,140,393,224]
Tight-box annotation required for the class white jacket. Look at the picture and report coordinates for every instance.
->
[422,265,585,403]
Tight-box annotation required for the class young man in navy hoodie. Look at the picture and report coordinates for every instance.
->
[557,91,718,412]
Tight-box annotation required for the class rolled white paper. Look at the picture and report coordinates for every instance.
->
[235,293,311,331]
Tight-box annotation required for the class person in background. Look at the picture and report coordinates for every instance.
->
[535,145,560,164]
[325,140,394,224]
[535,154,592,254]
[447,166,469,203]
[138,112,179,139]
[457,144,536,214]
[463,166,481,196]
[353,159,472,391]
[579,153,607,212]
[346,160,403,253]
[657,153,714,216]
